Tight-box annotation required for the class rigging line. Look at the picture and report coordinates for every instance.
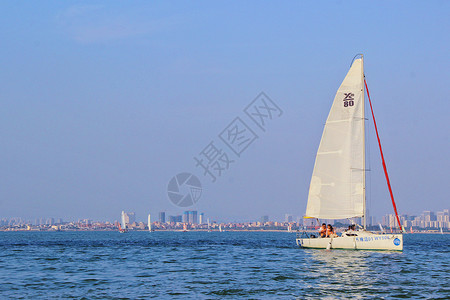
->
[364,78,403,231]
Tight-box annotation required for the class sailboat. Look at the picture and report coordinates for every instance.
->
[207,218,211,232]
[296,55,403,251]
[119,211,128,233]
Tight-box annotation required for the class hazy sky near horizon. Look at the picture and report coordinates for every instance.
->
[1,1,449,222]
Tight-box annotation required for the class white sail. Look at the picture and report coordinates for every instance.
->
[121,211,127,230]
[305,58,365,220]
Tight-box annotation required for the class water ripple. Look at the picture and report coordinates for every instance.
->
[0,232,448,299]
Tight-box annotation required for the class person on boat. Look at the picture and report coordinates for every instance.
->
[319,223,327,238]
[346,224,356,231]
[326,224,336,237]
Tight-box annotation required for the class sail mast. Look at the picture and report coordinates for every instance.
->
[361,55,366,229]
[364,79,403,231]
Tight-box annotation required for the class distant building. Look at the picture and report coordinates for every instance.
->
[369,216,376,227]
[168,215,182,223]
[188,211,198,224]
[159,212,166,223]
[182,211,198,224]
[261,215,269,223]
[284,214,293,223]
[123,212,135,225]
[199,213,204,224]
[383,209,450,229]
[423,211,436,222]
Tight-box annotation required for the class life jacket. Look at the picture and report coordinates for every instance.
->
[319,227,326,236]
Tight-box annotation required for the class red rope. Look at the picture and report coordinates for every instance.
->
[364,79,403,231]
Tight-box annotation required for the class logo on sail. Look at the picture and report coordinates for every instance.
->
[343,93,354,107]
[393,238,401,246]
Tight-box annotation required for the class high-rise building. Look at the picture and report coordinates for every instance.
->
[285,214,293,223]
[423,211,436,222]
[261,215,269,223]
[159,212,166,223]
[199,213,204,224]
[168,215,182,223]
[188,211,198,224]
[369,216,376,227]
[123,212,135,224]
[182,211,198,224]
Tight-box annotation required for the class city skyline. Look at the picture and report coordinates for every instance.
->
[3,208,449,227]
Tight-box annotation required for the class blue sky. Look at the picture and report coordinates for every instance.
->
[0,1,449,222]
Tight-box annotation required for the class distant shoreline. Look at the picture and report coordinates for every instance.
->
[1,229,448,234]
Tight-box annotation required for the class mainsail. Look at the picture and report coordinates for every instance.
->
[121,211,127,230]
[305,58,365,220]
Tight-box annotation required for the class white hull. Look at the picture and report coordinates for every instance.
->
[297,231,403,251]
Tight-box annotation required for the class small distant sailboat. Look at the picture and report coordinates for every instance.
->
[219,224,224,232]
[410,226,413,234]
[119,211,128,233]
[296,55,403,251]
[207,218,211,232]
[288,225,292,232]
[182,223,188,232]
[440,227,444,234]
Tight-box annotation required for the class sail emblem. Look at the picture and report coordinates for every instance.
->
[343,93,355,107]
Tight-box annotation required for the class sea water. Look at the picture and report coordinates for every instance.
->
[0,231,448,299]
